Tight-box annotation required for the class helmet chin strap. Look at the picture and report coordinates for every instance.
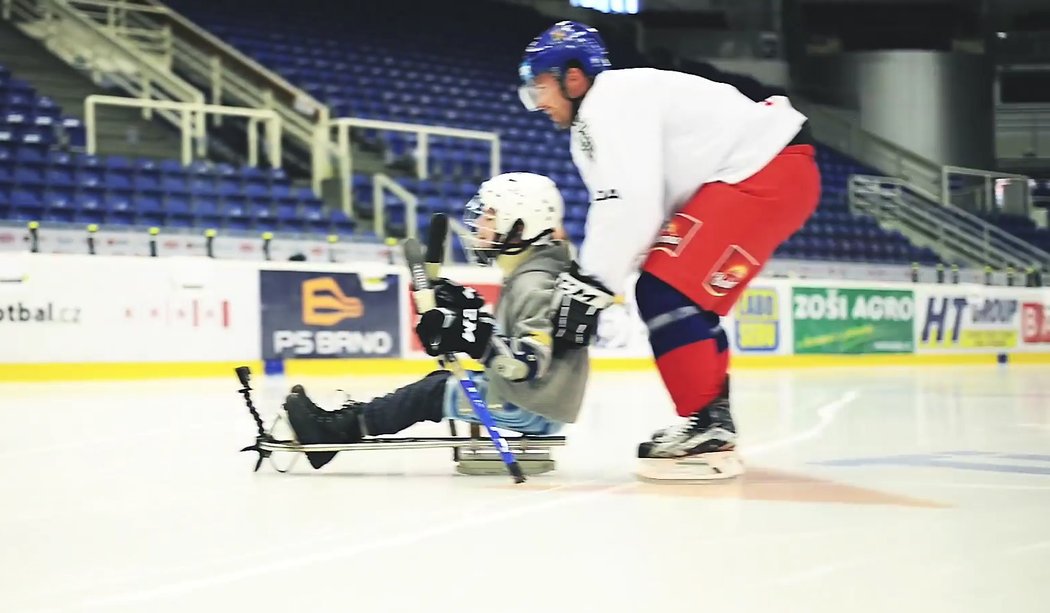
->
[495,228,556,274]
[499,228,554,257]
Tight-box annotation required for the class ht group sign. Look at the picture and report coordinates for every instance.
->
[918,291,1019,350]
[261,271,401,359]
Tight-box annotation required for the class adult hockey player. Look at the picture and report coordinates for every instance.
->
[518,21,821,480]
[283,173,588,469]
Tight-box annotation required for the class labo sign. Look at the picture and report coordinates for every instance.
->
[260,271,401,359]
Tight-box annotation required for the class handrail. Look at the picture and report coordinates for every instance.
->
[73,0,330,186]
[164,24,330,188]
[3,0,203,127]
[850,174,1050,269]
[85,95,282,167]
[75,0,173,63]
[856,176,1029,264]
[332,117,500,215]
[372,174,419,239]
[135,0,320,113]
[850,176,1000,266]
[941,165,1032,217]
[65,0,165,14]
[917,177,1042,260]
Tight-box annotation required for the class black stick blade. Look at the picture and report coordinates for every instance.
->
[426,213,448,264]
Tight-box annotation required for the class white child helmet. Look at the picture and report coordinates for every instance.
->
[463,172,564,264]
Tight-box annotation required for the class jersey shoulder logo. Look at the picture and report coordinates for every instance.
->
[572,118,595,161]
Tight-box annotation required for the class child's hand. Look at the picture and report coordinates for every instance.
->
[415,307,495,358]
[432,278,487,311]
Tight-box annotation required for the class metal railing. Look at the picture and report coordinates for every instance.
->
[65,0,171,63]
[2,0,203,127]
[371,174,418,239]
[34,0,332,187]
[795,99,944,201]
[941,165,1032,217]
[2,0,41,22]
[799,97,1041,225]
[134,0,332,188]
[849,174,1050,271]
[85,95,282,166]
[332,117,500,227]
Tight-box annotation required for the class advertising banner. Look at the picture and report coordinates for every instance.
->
[917,290,1020,351]
[0,254,258,363]
[731,286,783,353]
[792,286,915,354]
[261,270,401,359]
[1022,301,1050,345]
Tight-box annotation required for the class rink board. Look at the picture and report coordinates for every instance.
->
[1,253,1048,381]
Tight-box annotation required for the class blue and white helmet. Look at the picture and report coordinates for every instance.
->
[518,21,610,111]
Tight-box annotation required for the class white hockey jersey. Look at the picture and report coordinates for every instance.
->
[569,68,808,294]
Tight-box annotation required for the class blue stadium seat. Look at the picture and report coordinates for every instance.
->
[74,191,104,224]
[276,202,299,228]
[105,170,133,191]
[330,209,356,234]
[76,169,103,189]
[134,174,162,193]
[45,166,75,187]
[106,193,135,226]
[193,200,221,228]
[135,196,163,227]
[14,145,46,166]
[166,198,193,227]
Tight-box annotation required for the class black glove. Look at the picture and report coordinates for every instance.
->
[432,278,486,311]
[550,261,615,355]
[415,307,495,358]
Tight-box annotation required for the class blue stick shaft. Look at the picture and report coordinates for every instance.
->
[444,359,525,482]
[403,236,525,484]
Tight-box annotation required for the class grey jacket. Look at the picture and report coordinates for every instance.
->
[485,242,589,424]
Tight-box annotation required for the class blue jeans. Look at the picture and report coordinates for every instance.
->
[442,372,563,436]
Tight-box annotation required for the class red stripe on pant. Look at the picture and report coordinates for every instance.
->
[655,336,729,418]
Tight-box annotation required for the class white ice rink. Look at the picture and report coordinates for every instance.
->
[2,364,1049,613]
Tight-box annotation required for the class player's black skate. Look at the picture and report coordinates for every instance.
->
[283,385,364,469]
[637,380,743,482]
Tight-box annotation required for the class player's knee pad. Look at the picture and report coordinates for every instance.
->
[635,271,727,358]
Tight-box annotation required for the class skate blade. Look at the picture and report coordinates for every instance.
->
[635,451,744,483]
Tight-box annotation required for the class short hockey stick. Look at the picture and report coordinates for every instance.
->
[404,235,526,484]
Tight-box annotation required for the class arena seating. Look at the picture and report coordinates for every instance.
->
[163,0,937,263]
[985,211,1050,253]
[0,62,353,235]
[1,0,945,264]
